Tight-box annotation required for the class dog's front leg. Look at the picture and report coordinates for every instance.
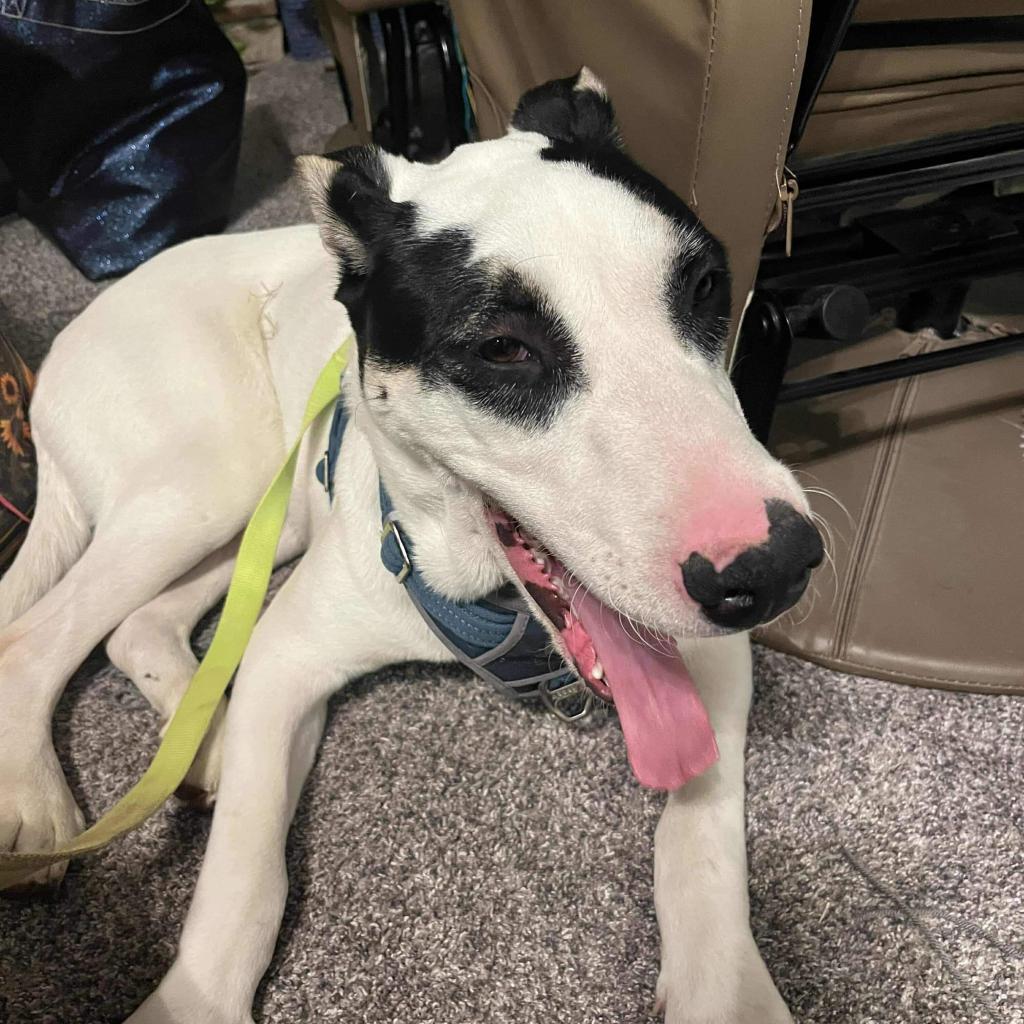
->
[124,520,442,1024]
[655,634,792,1024]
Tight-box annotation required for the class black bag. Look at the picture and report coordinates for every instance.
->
[0,330,35,575]
[0,0,246,280]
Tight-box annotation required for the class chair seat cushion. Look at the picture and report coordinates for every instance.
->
[757,314,1024,695]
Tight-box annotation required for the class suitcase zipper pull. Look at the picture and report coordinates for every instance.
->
[780,166,799,257]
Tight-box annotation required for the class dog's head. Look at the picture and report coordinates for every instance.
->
[299,70,822,787]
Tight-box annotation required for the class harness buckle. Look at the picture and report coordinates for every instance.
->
[380,518,413,584]
[538,676,598,724]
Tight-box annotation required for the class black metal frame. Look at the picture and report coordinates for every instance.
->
[730,2,1024,443]
[359,3,468,161]
[779,332,1024,404]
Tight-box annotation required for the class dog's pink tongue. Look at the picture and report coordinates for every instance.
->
[573,590,719,790]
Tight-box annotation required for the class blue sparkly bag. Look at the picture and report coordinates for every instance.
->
[0,0,246,280]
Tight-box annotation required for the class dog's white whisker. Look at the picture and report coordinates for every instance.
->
[509,253,558,271]
[799,481,857,531]
[806,510,841,610]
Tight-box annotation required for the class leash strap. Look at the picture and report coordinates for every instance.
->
[0,338,353,890]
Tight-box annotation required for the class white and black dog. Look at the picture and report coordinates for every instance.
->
[0,71,821,1023]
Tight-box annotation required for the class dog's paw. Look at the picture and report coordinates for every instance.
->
[125,967,255,1024]
[0,747,85,895]
[125,1003,254,1024]
[172,698,227,812]
[125,1005,254,1024]
[655,948,793,1024]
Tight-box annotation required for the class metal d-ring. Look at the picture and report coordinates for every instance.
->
[380,517,413,584]
[538,675,598,724]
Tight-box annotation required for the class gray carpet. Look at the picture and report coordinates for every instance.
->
[1,58,1023,1024]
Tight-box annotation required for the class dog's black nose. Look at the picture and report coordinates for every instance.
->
[681,500,823,630]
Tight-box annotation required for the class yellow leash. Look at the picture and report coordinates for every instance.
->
[0,338,352,891]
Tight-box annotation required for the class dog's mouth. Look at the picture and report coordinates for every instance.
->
[487,507,719,790]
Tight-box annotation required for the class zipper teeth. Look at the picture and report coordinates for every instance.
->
[831,336,931,659]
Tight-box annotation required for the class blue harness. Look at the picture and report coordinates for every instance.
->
[315,398,598,722]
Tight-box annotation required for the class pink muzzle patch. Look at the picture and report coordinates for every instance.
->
[683,491,772,574]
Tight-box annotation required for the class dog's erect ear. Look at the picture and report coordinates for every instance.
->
[510,67,621,151]
[296,147,396,274]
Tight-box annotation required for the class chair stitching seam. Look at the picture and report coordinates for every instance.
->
[689,0,719,211]
[764,0,806,226]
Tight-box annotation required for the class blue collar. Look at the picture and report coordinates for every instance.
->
[316,397,597,722]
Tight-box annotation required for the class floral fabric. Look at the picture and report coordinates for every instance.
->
[0,330,35,573]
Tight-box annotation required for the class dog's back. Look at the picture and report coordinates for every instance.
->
[0,224,346,628]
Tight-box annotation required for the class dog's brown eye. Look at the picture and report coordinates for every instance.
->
[479,336,532,364]
[693,271,715,303]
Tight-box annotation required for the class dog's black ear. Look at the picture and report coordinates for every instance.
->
[511,67,621,151]
[296,148,396,276]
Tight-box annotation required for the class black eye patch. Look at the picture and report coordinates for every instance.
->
[422,272,587,429]
[536,128,733,362]
[667,244,731,360]
[346,210,586,430]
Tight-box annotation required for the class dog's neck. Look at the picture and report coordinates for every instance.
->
[343,365,509,603]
